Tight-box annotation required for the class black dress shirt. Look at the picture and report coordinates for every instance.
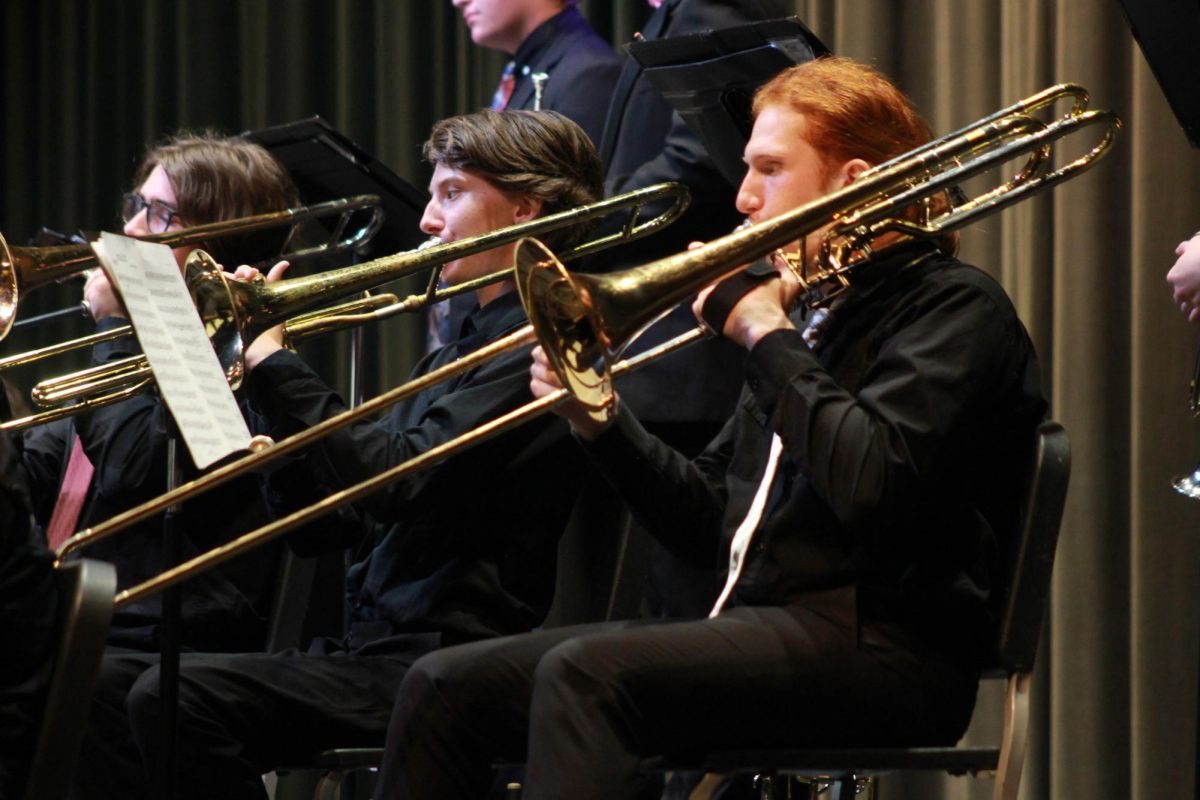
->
[585,246,1048,665]
[248,291,587,654]
[19,318,279,652]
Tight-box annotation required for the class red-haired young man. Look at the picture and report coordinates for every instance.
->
[377,57,1047,800]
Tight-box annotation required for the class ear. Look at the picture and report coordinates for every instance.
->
[512,195,544,223]
[831,158,872,190]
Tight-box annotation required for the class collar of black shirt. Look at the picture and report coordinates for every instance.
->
[455,290,527,353]
[830,241,943,309]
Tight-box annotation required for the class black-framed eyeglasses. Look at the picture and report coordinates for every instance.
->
[121,192,181,234]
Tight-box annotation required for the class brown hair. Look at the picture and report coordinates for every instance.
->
[754,56,958,253]
[132,131,300,264]
[422,109,604,251]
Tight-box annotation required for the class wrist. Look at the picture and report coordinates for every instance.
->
[245,340,283,372]
[736,314,793,350]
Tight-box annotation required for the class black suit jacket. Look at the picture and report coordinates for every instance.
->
[504,7,621,147]
[592,0,795,434]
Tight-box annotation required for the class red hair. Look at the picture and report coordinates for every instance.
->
[754,57,957,251]
[756,57,932,170]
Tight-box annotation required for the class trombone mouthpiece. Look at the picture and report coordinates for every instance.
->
[418,236,442,251]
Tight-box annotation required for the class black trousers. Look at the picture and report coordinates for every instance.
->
[376,596,979,800]
[75,646,420,800]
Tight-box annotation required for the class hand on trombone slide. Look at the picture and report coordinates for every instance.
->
[529,344,611,441]
[1167,232,1200,325]
[692,250,800,350]
[229,260,291,371]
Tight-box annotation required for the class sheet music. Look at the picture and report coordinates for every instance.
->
[92,233,251,468]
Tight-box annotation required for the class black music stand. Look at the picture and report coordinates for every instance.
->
[1116,0,1200,148]
[244,116,430,257]
[245,117,430,403]
[628,17,830,185]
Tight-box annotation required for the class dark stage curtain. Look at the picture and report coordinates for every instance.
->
[8,3,1200,798]
[0,0,644,395]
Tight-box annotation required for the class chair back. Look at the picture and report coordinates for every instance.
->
[266,550,319,652]
[22,558,116,800]
[993,420,1071,674]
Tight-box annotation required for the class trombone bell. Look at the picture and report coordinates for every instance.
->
[517,239,612,418]
[1174,469,1200,500]
[0,232,16,340]
[0,230,100,341]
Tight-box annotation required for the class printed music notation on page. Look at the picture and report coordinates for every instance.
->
[91,233,252,468]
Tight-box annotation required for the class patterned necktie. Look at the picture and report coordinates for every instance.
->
[491,61,516,110]
[46,435,94,552]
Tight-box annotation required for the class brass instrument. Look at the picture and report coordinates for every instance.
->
[519,84,1120,413]
[97,328,705,607]
[60,84,1118,608]
[0,194,383,341]
[1,182,689,432]
[280,182,688,344]
[1171,352,1200,498]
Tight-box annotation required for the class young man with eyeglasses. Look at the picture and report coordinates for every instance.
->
[19,132,297,656]
[78,109,605,800]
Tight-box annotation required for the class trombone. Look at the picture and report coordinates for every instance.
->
[520,83,1120,412]
[1170,351,1200,499]
[59,83,1119,607]
[0,182,690,431]
[0,194,383,341]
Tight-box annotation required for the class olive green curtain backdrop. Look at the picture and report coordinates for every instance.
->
[4,2,1200,798]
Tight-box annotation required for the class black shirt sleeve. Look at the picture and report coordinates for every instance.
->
[744,275,1030,533]
[245,339,540,535]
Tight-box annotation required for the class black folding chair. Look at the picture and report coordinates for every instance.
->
[648,420,1071,800]
[22,558,117,800]
[279,480,655,800]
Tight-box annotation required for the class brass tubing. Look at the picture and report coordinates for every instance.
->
[112,326,707,607]
[280,182,692,343]
[518,103,1120,412]
[0,326,134,371]
[11,183,689,429]
[0,379,152,432]
[56,324,540,561]
[0,194,383,341]
[31,356,151,407]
